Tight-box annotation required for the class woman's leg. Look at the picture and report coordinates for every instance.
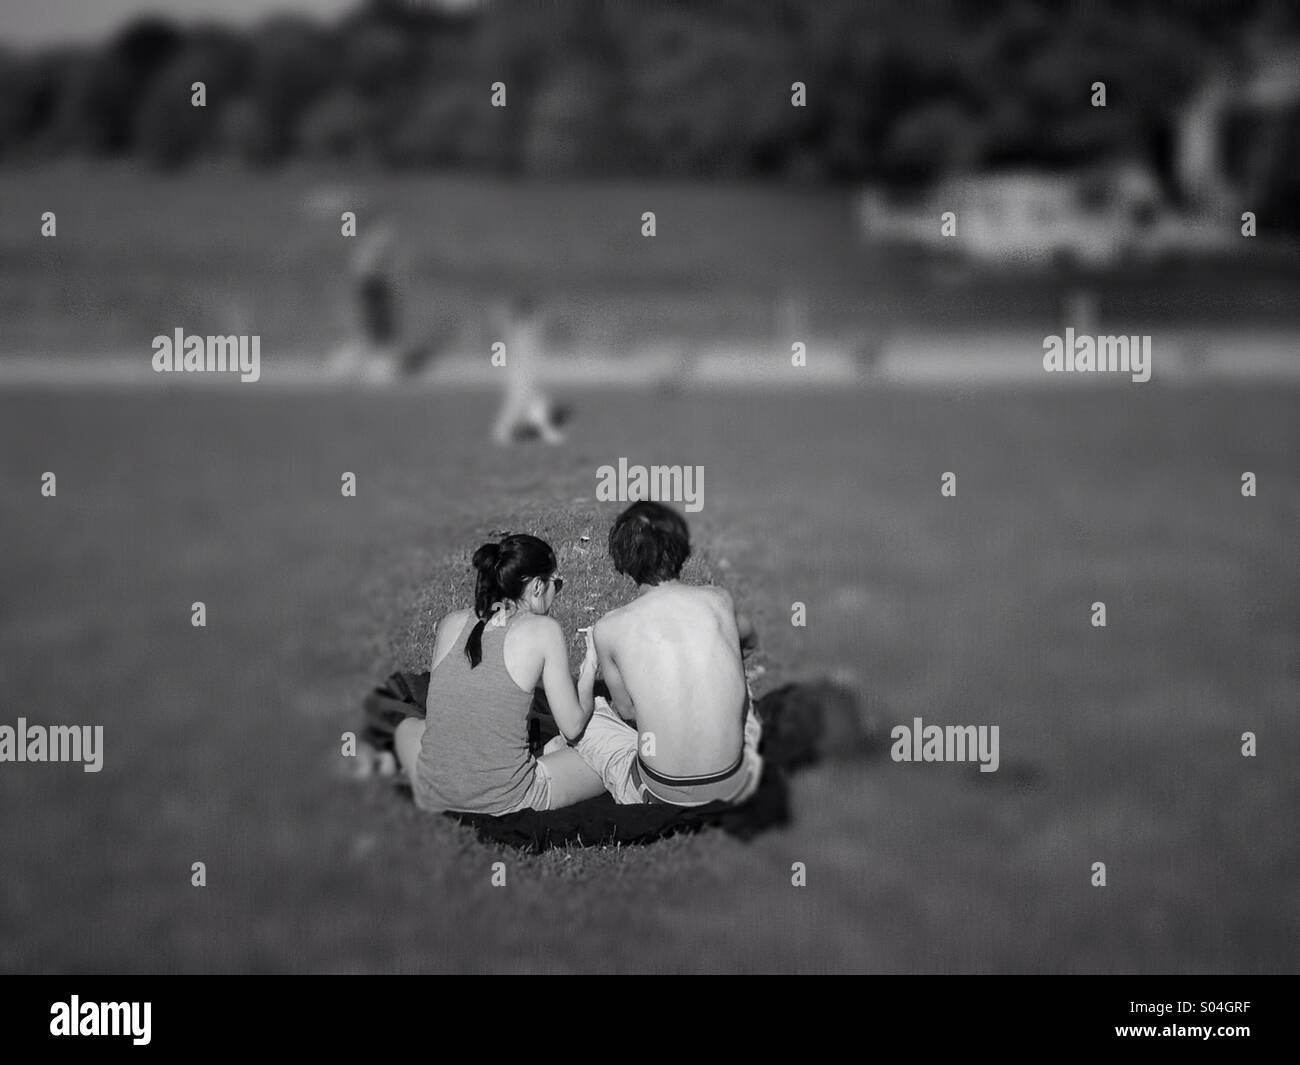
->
[536,746,607,808]
[572,699,644,804]
[393,718,425,789]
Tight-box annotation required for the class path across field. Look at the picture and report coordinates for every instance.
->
[1,325,1297,389]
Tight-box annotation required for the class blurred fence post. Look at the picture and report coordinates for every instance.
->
[776,286,810,345]
[1064,285,1099,335]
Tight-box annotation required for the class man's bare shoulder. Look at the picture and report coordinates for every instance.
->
[679,583,734,612]
[593,600,636,635]
[597,584,730,625]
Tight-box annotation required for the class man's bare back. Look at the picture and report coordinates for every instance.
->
[594,581,749,777]
[572,501,762,807]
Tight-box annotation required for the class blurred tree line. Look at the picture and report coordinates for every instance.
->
[0,0,1291,188]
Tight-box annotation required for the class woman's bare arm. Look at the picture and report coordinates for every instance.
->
[537,619,596,742]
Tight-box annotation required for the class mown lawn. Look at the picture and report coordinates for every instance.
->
[0,384,1296,972]
[3,162,1299,361]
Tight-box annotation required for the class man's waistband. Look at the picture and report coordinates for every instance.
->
[631,749,747,806]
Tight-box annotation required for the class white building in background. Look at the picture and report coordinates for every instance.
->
[859,165,1164,269]
[860,43,1300,268]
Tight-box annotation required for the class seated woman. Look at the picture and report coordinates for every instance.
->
[394,533,606,815]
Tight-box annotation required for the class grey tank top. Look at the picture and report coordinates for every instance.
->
[413,611,540,814]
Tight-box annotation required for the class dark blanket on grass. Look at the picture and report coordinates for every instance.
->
[361,670,870,852]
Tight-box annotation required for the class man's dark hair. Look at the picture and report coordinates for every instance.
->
[608,501,690,586]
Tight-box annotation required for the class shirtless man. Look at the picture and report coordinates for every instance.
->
[573,502,763,806]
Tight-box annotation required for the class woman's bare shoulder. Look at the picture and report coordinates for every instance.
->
[512,611,562,634]
[434,609,474,648]
[507,612,565,651]
[430,609,475,670]
[439,607,473,631]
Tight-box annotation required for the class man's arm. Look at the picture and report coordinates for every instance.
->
[716,586,757,657]
[593,619,637,722]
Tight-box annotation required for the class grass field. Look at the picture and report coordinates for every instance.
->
[1,383,1296,973]
[3,162,1300,360]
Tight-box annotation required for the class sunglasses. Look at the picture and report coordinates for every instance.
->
[546,575,564,594]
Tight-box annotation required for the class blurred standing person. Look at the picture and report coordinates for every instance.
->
[492,293,566,445]
[329,220,401,379]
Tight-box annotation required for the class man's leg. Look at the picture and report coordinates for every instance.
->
[573,698,646,804]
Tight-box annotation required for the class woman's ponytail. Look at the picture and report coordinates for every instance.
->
[463,534,556,669]
[465,543,502,667]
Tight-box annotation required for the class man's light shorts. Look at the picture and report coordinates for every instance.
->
[573,694,763,806]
